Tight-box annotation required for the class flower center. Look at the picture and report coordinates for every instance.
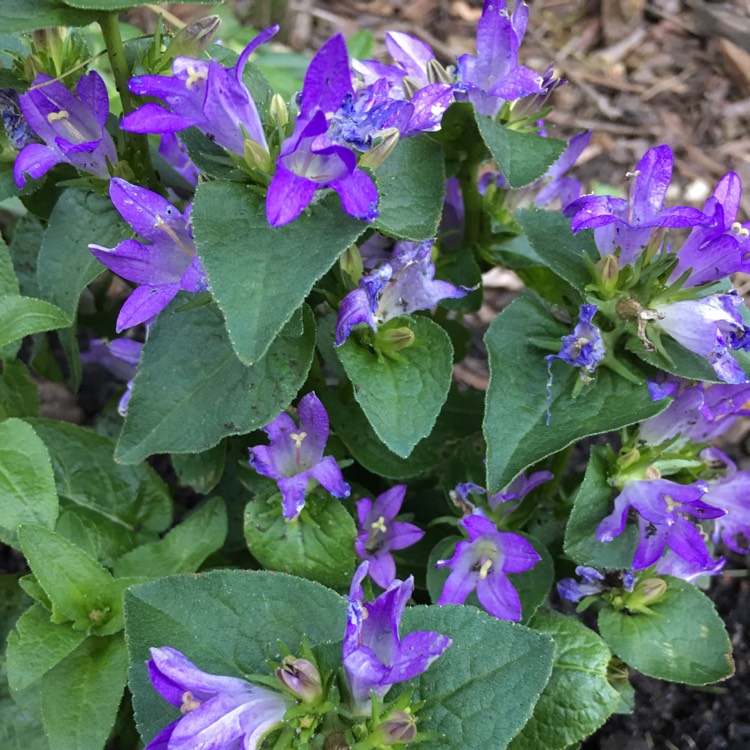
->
[478,558,493,579]
[46,109,87,142]
[371,515,387,534]
[290,431,307,467]
[664,494,681,513]
[153,215,194,256]
[180,691,201,714]
[185,65,208,90]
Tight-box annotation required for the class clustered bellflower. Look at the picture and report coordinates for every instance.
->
[343,562,452,714]
[266,34,379,227]
[249,392,350,520]
[81,338,143,416]
[335,240,468,346]
[122,26,278,157]
[355,485,424,589]
[452,470,553,515]
[88,178,207,332]
[13,71,116,188]
[436,511,540,621]
[143,646,291,750]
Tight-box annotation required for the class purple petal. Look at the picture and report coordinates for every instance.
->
[266,166,317,227]
[309,455,350,499]
[368,553,397,589]
[300,34,352,116]
[385,32,434,82]
[144,722,177,750]
[373,485,407,521]
[437,561,477,606]
[666,516,711,567]
[277,472,313,519]
[89,239,188,286]
[76,71,110,130]
[488,65,546,100]
[121,103,197,134]
[335,288,377,346]
[596,491,631,543]
[116,284,180,332]
[633,517,668,569]
[387,521,424,550]
[13,143,62,187]
[297,392,330,458]
[329,168,379,221]
[496,532,540,573]
[476,571,523,621]
[388,630,452,683]
[630,145,673,224]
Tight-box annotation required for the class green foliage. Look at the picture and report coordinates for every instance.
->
[337,316,453,458]
[171,442,227,494]
[192,182,365,365]
[598,577,734,685]
[0,0,96,33]
[484,292,668,492]
[115,301,315,463]
[0,295,70,349]
[509,609,620,750]
[0,361,39,419]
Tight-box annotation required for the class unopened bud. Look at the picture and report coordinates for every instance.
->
[375,326,415,353]
[618,447,640,469]
[633,577,667,604]
[275,656,323,704]
[244,137,273,173]
[168,16,221,58]
[340,244,364,283]
[379,710,418,745]
[402,76,420,100]
[270,94,289,127]
[594,254,619,291]
[427,58,453,86]
[359,128,400,171]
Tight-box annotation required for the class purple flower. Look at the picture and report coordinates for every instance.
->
[452,471,553,515]
[564,146,709,266]
[122,26,278,156]
[266,35,379,227]
[534,131,592,209]
[0,89,36,151]
[144,646,291,750]
[88,178,207,332]
[82,338,142,416]
[596,478,725,570]
[557,566,634,602]
[455,0,548,117]
[547,304,605,375]
[669,171,750,287]
[652,293,750,384]
[13,71,117,188]
[436,512,540,621]
[158,133,199,185]
[343,562,451,714]
[334,240,468,345]
[706,471,750,554]
[248,392,350,520]
[639,378,750,445]
[654,550,725,583]
[355,485,424,589]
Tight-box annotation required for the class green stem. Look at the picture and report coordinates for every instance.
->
[98,11,154,179]
[457,161,481,252]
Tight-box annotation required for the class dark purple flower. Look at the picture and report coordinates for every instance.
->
[706,471,750,554]
[335,240,468,345]
[343,562,451,714]
[144,646,291,750]
[13,71,117,188]
[596,478,724,570]
[452,471,553,515]
[564,146,709,266]
[557,566,635,603]
[122,26,278,156]
[266,35,379,226]
[669,171,750,287]
[0,89,36,151]
[88,178,207,332]
[547,304,605,374]
[653,293,750,384]
[248,392,350,519]
[82,338,142,416]
[455,0,548,117]
[355,485,424,589]
[436,511,540,621]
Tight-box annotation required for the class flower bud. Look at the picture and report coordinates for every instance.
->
[632,577,667,604]
[359,128,400,171]
[427,58,453,86]
[244,137,273,173]
[168,16,221,59]
[275,656,323,704]
[378,710,418,745]
[402,76,420,100]
[270,94,289,128]
[340,244,364,284]
[375,326,416,354]
[594,255,619,292]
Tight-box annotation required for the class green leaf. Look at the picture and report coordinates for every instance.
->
[36,189,126,388]
[598,577,734,685]
[27,418,172,539]
[40,635,128,750]
[0,418,58,546]
[113,497,227,578]
[0,294,70,348]
[474,115,566,188]
[425,534,553,624]
[398,605,554,749]
[626,335,720,382]
[244,491,356,590]
[124,570,346,743]
[0,681,47,750]
[192,182,365,364]
[0,360,39,419]
[337,316,453,458]
[6,604,87,692]
[564,446,638,569]
[171,441,227,494]
[0,0,96,33]
[516,209,597,294]
[0,232,18,296]
[115,300,315,463]
[372,135,446,241]
[509,609,620,750]
[16,526,121,634]
[9,214,43,298]
[484,292,667,492]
